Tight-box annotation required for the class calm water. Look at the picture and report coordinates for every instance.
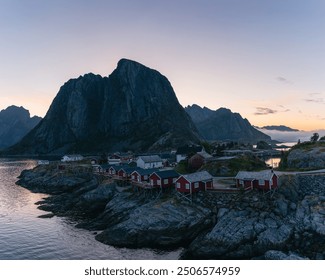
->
[0,159,181,260]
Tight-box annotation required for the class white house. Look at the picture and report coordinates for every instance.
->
[136,155,163,169]
[61,154,84,162]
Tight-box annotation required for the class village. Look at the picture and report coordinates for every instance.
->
[42,143,281,203]
[21,139,325,259]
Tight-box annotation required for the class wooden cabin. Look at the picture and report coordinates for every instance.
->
[136,155,163,169]
[117,166,140,179]
[175,171,213,193]
[131,168,158,182]
[149,170,180,188]
[108,165,120,175]
[235,170,278,191]
[97,164,112,174]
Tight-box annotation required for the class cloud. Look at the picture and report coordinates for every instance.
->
[257,128,325,143]
[254,107,278,115]
[304,98,324,104]
[303,93,324,103]
[276,76,292,84]
[276,105,290,112]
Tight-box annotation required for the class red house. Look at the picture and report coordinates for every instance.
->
[117,167,139,179]
[108,165,120,175]
[149,170,179,188]
[235,170,278,191]
[98,164,112,174]
[131,168,158,182]
[175,171,213,193]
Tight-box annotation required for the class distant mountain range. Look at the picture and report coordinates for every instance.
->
[2,59,282,155]
[185,104,271,143]
[259,125,299,132]
[0,106,41,149]
[5,59,200,155]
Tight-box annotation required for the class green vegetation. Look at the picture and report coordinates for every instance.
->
[310,133,319,142]
[175,160,190,174]
[278,138,325,171]
[200,141,213,154]
[201,154,267,177]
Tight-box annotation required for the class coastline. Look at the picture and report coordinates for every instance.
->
[16,163,325,260]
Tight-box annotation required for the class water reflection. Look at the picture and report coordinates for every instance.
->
[0,159,181,260]
[265,157,281,168]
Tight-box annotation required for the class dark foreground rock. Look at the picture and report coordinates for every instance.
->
[17,164,325,259]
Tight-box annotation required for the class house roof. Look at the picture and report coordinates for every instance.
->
[110,164,128,171]
[151,170,179,179]
[132,168,158,176]
[196,151,213,159]
[118,166,141,174]
[138,155,162,163]
[99,164,113,169]
[179,171,213,183]
[235,170,277,181]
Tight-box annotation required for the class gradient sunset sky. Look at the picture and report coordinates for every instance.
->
[1,0,325,130]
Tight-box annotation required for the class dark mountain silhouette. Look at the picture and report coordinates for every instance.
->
[185,104,271,143]
[260,125,299,132]
[5,59,200,155]
[0,106,41,149]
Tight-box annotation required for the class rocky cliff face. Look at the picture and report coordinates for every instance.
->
[185,104,271,143]
[286,147,325,169]
[6,59,200,154]
[17,164,325,259]
[0,106,41,149]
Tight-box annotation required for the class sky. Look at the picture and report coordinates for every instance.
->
[1,0,325,131]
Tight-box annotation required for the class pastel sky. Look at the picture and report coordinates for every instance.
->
[1,0,325,130]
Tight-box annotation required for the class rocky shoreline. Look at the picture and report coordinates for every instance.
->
[17,164,325,259]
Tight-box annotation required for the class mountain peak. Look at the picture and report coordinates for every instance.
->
[0,105,42,149]
[0,105,30,120]
[185,105,271,143]
[114,58,148,76]
[6,59,199,155]
[117,58,143,67]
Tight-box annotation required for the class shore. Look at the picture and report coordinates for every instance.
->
[16,163,325,259]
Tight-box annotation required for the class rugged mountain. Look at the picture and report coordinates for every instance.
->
[261,125,299,132]
[0,106,41,149]
[185,104,271,143]
[5,59,200,155]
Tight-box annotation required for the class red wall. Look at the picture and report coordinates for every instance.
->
[176,176,212,193]
[131,172,139,181]
[149,174,176,188]
[236,179,253,189]
[118,170,127,177]
[272,174,278,188]
[149,173,160,186]
[237,175,278,191]
[109,168,116,175]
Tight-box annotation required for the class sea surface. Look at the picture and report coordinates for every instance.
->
[0,159,181,260]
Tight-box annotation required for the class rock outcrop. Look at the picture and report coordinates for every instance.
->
[286,146,325,169]
[185,104,271,143]
[16,164,325,259]
[0,105,41,149]
[6,59,200,155]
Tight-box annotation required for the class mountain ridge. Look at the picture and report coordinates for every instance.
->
[4,59,200,155]
[0,105,42,149]
[259,125,299,132]
[185,104,271,143]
